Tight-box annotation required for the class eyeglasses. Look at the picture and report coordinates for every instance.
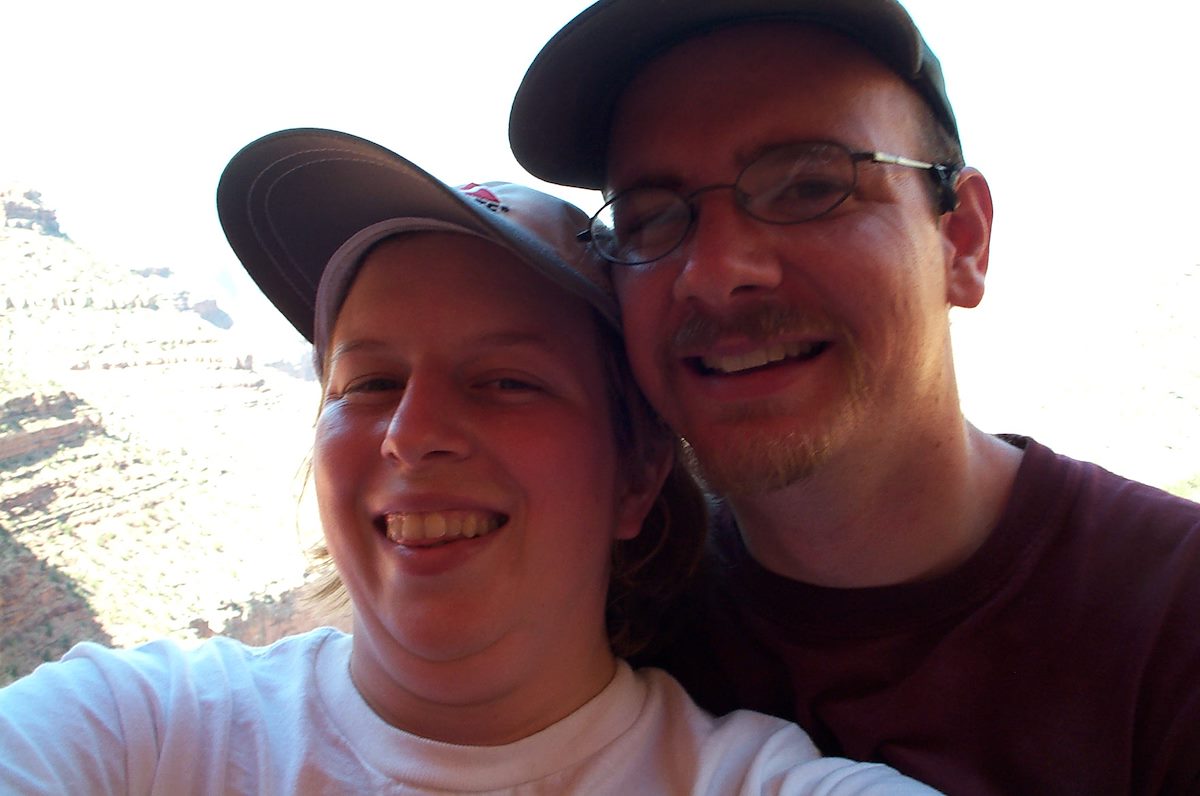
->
[579,141,959,266]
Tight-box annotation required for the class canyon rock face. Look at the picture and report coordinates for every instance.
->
[1,195,347,685]
[1,187,64,238]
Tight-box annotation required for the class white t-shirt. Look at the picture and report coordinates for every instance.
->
[0,628,939,794]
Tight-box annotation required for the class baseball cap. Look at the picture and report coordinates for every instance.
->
[216,127,617,368]
[509,0,958,190]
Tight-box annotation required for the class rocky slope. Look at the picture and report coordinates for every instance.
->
[1,190,347,685]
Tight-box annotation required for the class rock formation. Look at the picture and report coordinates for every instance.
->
[1,192,345,686]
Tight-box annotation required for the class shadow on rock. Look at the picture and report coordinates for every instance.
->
[0,525,111,686]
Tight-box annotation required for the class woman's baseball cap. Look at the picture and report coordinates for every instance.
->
[216,127,617,369]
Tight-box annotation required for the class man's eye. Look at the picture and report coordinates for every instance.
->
[749,175,848,219]
[776,177,843,201]
[615,208,670,237]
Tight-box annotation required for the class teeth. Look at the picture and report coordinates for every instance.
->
[701,341,820,374]
[384,510,502,545]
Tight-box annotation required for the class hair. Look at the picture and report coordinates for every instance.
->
[914,99,965,216]
[592,318,708,657]
[305,239,707,659]
[921,112,963,170]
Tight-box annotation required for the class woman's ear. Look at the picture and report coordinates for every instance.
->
[941,167,993,309]
[613,443,674,541]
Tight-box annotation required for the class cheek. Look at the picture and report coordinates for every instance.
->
[827,223,950,373]
[312,408,373,508]
[614,264,672,320]
[503,414,626,535]
[615,270,673,383]
[810,217,934,310]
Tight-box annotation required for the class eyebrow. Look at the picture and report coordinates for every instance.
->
[610,138,831,195]
[327,330,565,362]
[607,142,775,195]
[326,337,387,362]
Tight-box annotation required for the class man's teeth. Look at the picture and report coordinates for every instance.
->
[701,341,821,374]
[385,511,502,545]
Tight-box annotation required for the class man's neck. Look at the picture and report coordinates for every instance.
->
[727,421,1023,588]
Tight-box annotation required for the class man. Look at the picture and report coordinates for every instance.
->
[508,2,1200,794]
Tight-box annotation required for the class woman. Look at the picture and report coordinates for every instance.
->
[0,128,939,794]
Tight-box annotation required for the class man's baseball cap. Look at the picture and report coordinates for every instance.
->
[509,0,958,190]
[217,128,617,372]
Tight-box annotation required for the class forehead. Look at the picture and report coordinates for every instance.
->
[607,23,928,187]
[334,232,598,338]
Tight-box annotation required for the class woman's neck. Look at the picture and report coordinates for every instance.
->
[347,619,619,746]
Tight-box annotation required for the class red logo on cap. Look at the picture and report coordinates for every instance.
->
[459,183,509,213]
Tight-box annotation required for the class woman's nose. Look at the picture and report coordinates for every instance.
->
[379,377,471,469]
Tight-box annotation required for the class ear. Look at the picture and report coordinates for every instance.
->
[941,167,993,309]
[613,444,674,541]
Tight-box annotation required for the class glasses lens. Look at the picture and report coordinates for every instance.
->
[592,188,690,264]
[738,142,855,223]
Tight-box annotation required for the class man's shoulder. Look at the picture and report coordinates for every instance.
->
[1014,435,1200,540]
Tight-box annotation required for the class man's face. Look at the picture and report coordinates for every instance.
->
[608,24,966,495]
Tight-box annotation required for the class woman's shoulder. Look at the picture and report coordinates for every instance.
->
[630,665,942,794]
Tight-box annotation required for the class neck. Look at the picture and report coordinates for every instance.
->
[348,616,617,746]
[727,419,1023,587]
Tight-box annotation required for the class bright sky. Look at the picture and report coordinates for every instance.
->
[3,0,1198,489]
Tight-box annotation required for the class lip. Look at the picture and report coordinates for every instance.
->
[389,528,504,577]
[691,339,831,375]
[371,493,509,576]
[381,509,508,545]
[674,338,837,403]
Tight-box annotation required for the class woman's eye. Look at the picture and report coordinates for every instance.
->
[488,377,540,392]
[473,372,551,398]
[344,376,402,395]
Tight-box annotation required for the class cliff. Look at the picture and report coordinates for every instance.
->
[1,194,345,685]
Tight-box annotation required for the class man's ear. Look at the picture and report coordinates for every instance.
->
[941,167,993,309]
[613,444,674,541]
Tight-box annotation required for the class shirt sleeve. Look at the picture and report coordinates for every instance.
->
[0,643,136,794]
[697,707,944,795]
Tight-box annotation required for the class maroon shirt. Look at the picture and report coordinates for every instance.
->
[633,437,1200,795]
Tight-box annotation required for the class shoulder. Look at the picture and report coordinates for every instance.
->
[55,626,344,689]
[1015,436,1199,522]
[1004,436,1200,566]
[2,628,347,734]
[1004,437,1200,611]
[1014,440,1200,787]
[0,628,348,794]
[630,668,941,794]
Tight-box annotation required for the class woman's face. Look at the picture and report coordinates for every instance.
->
[313,232,657,731]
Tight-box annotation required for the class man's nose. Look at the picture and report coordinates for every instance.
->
[670,193,784,310]
[379,377,471,469]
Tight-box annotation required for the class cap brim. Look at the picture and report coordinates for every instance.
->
[217,128,616,342]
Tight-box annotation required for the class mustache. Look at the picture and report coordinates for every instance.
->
[671,305,840,350]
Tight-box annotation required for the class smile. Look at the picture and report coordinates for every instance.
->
[383,510,506,546]
[697,340,829,375]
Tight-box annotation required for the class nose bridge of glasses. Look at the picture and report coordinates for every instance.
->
[683,180,742,207]
[674,181,760,257]
[680,181,757,239]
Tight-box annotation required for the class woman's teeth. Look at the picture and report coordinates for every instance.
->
[384,511,503,545]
